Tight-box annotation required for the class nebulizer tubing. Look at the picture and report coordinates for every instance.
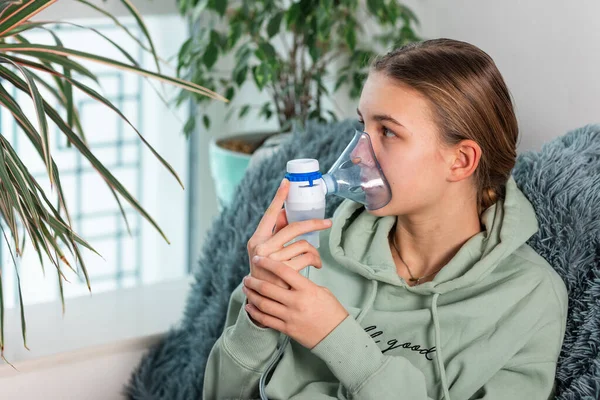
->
[257,130,391,399]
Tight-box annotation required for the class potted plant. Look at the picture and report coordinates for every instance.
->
[175,0,422,209]
[0,0,225,360]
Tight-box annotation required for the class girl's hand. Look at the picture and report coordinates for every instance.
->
[246,179,332,327]
[242,255,349,350]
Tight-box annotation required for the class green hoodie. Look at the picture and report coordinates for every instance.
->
[203,176,568,400]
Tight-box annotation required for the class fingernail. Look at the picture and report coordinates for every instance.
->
[280,179,287,188]
[325,219,332,226]
[252,255,261,263]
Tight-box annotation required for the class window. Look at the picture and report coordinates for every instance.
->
[0,15,190,309]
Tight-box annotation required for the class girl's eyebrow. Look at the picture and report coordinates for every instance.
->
[357,108,404,127]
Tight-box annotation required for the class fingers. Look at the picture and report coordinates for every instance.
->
[255,219,331,256]
[250,268,291,290]
[253,255,307,290]
[244,302,286,332]
[269,239,312,261]
[255,179,289,237]
[272,208,288,234]
[243,275,293,307]
[270,240,322,269]
[283,253,322,270]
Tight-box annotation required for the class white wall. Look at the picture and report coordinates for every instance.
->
[421,0,600,153]
[0,347,148,400]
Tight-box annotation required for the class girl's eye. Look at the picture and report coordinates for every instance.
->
[382,127,396,138]
[358,120,397,139]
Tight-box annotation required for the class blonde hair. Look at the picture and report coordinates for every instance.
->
[371,38,518,215]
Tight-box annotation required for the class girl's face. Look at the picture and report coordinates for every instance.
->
[357,72,454,217]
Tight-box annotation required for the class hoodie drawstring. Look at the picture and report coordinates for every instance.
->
[356,280,378,323]
[432,292,451,400]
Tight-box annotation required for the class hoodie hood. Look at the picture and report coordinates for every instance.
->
[328,175,539,295]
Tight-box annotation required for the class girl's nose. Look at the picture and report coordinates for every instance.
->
[350,132,377,168]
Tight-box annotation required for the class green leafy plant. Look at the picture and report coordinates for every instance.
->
[0,0,227,360]
[175,0,421,135]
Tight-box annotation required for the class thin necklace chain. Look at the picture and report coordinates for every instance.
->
[389,226,444,285]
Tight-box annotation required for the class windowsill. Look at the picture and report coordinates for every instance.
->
[0,276,193,377]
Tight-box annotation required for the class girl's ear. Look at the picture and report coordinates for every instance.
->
[448,139,481,182]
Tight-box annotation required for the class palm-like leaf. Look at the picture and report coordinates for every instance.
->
[0,0,227,359]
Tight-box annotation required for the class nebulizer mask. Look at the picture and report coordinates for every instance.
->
[258,130,391,399]
[283,129,392,247]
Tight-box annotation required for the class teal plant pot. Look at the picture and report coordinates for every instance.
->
[209,131,278,211]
